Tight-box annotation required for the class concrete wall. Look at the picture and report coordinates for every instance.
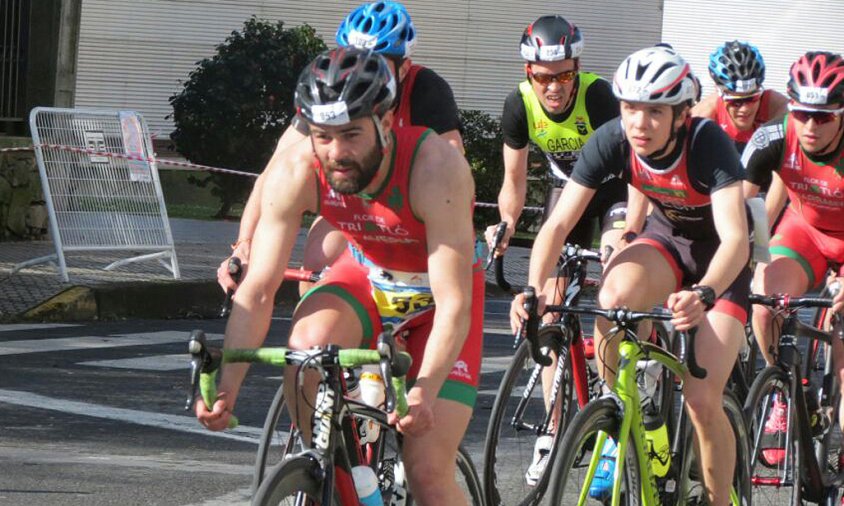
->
[0,138,47,241]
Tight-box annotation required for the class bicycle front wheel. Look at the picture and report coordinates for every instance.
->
[483,330,574,506]
[744,365,802,506]
[252,382,301,494]
[253,455,339,506]
[547,397,642,506]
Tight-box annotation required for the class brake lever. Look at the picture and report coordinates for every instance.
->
[185,329,208,411]
[377,330,397,413]
[220,257,243,318]
[485,222,508,271]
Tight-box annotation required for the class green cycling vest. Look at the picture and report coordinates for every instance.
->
[519,72,602,181]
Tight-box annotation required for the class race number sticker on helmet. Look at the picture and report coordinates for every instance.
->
[311,101,351,125]
[348,30,379,49]
[798,86,830,105]
[733,79,756,94]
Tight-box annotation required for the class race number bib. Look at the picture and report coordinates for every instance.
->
[368,267,433,323]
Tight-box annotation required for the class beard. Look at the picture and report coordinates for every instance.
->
[324,144,383,195]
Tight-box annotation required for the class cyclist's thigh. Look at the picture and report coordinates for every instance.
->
[599,237,678,310]
[402,399,473,488]
[290,251,380,349]
[302,216,349,271]
[686,312,746,399]
[765,208,826,291]
[541,184,564,224]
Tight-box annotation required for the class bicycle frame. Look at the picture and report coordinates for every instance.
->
[578,335,688,506]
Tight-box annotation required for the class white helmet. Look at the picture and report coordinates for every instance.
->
[613,45,699,106]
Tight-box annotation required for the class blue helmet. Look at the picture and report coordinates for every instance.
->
[708,41,765,94]
[336,2,417,58]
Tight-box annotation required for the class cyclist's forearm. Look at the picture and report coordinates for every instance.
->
[528,219,569,290]
[698,234,748,297]
[237,173,265,242]
[217,285,275,406]
[415,306,471,398]
[624,185,648,234]
[497,181,526,227]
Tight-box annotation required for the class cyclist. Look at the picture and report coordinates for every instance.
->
[484,16,623,484]
[511,45,750,504]
[743,51,844,454]
[485,15,623,256]
[693,41,788,156]
[195,47,484,506]
[218,1,463,294]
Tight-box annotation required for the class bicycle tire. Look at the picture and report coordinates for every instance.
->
[744,365,802,505]
[547,397,642,505]
[252,382,300,494]
[456,445,486,506]
[482,331,574,506]
[676,390,751,505]
[252,454,340,506]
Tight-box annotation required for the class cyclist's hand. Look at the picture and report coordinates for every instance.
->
[484,223,513,256]
[217,244,250,293]
[667,289,705,331]
[509,291,546,334]
[392,386,435,436]
[195,392,233,431]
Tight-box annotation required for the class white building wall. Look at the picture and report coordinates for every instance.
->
[662,0,844,98]
[76,0,663,133]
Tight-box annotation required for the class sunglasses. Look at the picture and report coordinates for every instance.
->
[528,69,578,85]
[723,93,762,107]
[788,103,844,125]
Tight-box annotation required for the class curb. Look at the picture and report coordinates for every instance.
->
[16,280,302,322]
[14,279,509,323]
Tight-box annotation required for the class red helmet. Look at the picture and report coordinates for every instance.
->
[787,51,844,107]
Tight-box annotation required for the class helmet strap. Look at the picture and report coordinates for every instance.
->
[373,115,390,152]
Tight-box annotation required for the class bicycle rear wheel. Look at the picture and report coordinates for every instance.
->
[456,445,485,506]
[744,365,802,506]
[253,455,339,506]
[482,328,575,506]
[547,397,642,506]
[253,382,301,494]
[677,390,751,505]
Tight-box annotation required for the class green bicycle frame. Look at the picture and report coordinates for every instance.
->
[577,337,687,506]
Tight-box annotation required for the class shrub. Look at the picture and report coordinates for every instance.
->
[169,18,326,218]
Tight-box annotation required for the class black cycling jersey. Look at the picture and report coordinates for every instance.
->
[571,118,744,240]
[293,66,460,135]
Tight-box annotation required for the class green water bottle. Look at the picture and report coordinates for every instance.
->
[644,407,671,478]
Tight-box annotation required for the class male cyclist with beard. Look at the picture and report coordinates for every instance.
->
[511,45,750,504]
[195,47,484,506]
[743,52,844,459]
[484,15,623,486]
[218,1,463,294]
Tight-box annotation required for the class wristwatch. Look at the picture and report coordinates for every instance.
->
[692,285,716,311]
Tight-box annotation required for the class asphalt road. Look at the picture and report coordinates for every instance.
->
[0,298,515,506]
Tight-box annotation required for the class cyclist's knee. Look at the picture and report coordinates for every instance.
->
[404,455,457,503]
[684,387,724,427]
[597,282,637,309]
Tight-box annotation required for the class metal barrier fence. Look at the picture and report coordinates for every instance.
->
[15,107,180,282]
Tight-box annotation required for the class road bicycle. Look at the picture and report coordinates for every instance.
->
[200,267,484,505]
[744,292,844,505]
[528,288,752,505]
[482,226,672,506]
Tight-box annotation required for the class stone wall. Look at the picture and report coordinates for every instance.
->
[0,137,49,241]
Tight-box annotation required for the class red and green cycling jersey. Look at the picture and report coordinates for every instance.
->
[713,89,775,152]
[744,115,844,234]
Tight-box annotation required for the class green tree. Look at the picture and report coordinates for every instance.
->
[459,109,546,234]
[169,18,326,218]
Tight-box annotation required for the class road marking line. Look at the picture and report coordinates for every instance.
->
[0,331,222,356]
[0,389,266,444]
[79,353,189,371]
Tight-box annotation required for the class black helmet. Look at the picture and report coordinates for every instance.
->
[520,15,583,62]
[295,47,396,126]
[787,51,844,107]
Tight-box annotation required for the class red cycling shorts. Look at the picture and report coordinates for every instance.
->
[770,207,844,288]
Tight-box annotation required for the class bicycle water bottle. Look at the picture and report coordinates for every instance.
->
[345,370,370,444]
[359,364,386,444]
[636,359,662,408]
[390,460,407,506]
[352,465,383,506]
[643,406,671,478]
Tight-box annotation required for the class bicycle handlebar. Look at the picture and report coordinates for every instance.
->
[749,293,833,309]
[185,330,412,429]
[524,288,708,379]
[220,257,243,318]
